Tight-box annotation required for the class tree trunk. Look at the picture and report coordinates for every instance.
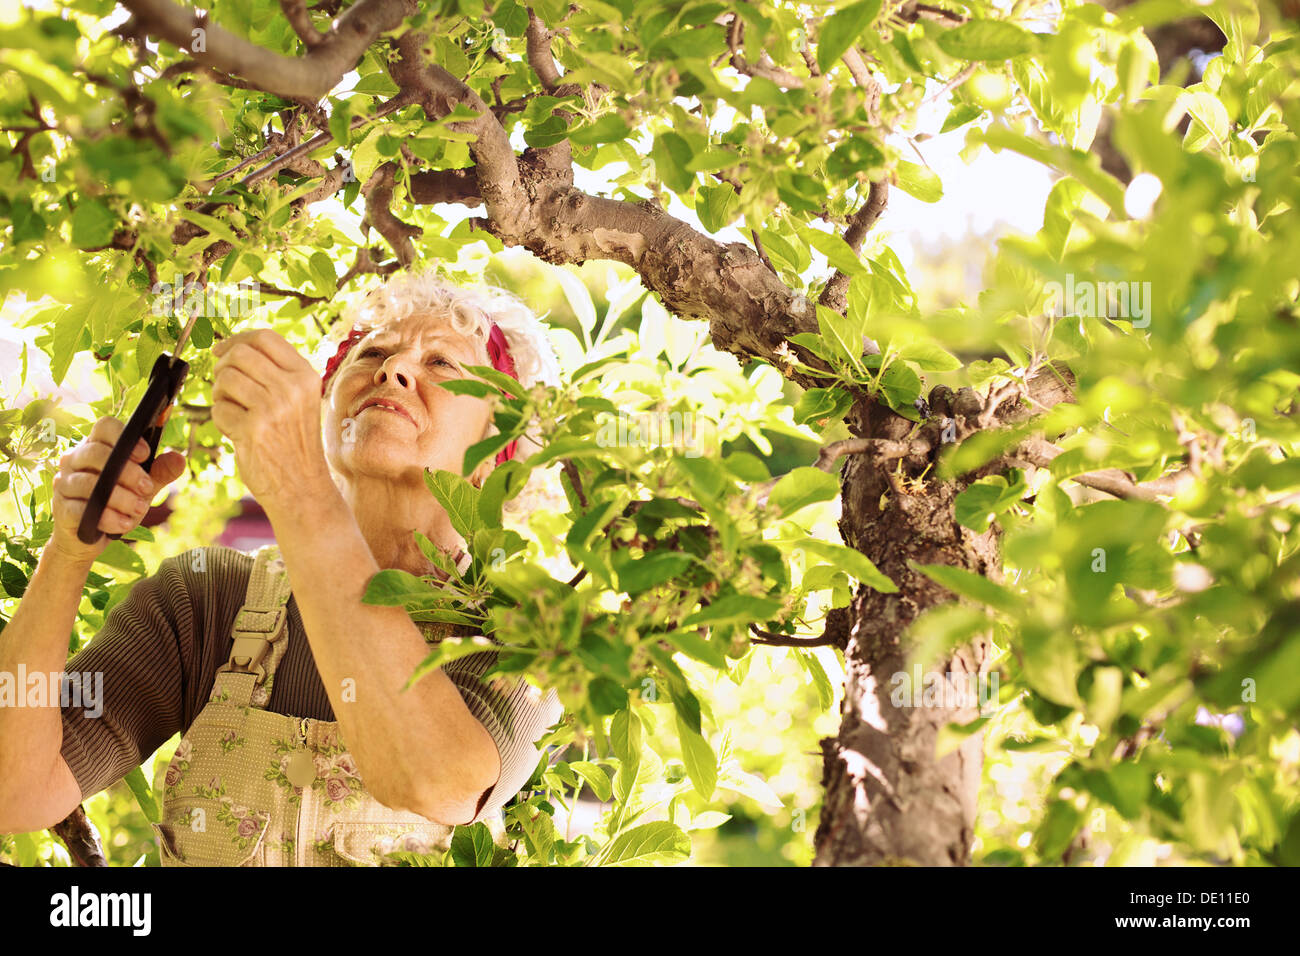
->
[814,398,998,865]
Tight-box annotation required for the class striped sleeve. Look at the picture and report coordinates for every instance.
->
[59,554,196,800]
[441,648,564,822]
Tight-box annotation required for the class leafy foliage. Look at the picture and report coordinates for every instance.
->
[2,0,1300,867]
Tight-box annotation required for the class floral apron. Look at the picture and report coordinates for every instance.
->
[152,544,505,866]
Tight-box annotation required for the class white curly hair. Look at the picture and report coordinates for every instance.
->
[318,268,567,522]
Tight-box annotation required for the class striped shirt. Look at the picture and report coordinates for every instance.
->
[58,545,563,823]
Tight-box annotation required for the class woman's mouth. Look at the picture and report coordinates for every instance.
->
[357,399,416,425]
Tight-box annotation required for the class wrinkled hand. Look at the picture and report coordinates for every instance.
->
[50,416,187,564]
[212,329,331,507]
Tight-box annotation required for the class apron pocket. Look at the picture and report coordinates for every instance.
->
[330,822,455,866]
[154,799,271,866]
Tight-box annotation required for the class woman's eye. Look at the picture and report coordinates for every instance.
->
[359,347,384,359]
[427,355,453,368]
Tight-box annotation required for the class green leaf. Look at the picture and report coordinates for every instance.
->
[610,708,642,805]
[478,460,528,528]
[462,431,516,475]
[816,1,883,74]
[568,760,613,802]
[0,561,28,598]
[362,568,438,606]
[1034,799,1081,860]
[716,765,784,809]
[589,676,629,714]
[450,822,496,866]
[423,469,483,539]
[70,199,116,248]
[910,561,1019,615]
[94,540,145,577]
[1020,623,1082,708]
[804,227,868,276]
[615,550,696,594]
[893,160,943,202]
[792,386,854,427]
[953,472,1027,532]
[696,181,740,232]
[177,209,241,248]
[675,711,717,800]
[569,112,630,147]
[663,628,728,668]
[768,466,841,518]
[940,103,983,133]
[878,361,922,413]
[652,131,695,195]
[798,539,897,593]
[795,649,836,711]
[937,20,1040,61]
[599,821,691,866]
[683,593,784,629]
[896,341,961,371]
[405,636,505,691]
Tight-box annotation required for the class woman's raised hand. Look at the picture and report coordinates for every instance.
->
[50,416,187,564]
[211,329,331,508]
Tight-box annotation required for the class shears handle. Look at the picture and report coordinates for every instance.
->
[76,354,190,545]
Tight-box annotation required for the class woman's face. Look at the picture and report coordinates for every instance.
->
[322,312,495,486]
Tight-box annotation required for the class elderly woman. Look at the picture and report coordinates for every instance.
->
[0,272,564,866]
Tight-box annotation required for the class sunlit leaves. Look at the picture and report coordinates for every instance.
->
[937,20,1040,62]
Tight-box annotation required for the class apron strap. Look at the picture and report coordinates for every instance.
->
[210,544,294,709]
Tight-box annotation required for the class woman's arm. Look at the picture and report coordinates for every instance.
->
[0,417,185,834]
[0,545,93,834]
[211,329,501,824]
[261,478,501,824]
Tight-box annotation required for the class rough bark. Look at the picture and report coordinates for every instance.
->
[813,367,1076,866]
[50,806,107,868]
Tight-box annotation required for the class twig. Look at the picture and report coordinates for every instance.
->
[750,229,777,275]
[561,458,589,509]
[749,624,835,647]
[1012,438,1193,503]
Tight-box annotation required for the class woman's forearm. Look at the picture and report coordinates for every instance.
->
[0,545,93,813]
[259,480,500,823]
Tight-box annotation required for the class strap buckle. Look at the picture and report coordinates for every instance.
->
[218,606,287,684]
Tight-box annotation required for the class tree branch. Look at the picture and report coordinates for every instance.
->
[119,0,415,103]
[750,624,836,647]
[1011,437,1194,503]
[279,0,328,50]
[362,160,423,268]
[818,178,890,313]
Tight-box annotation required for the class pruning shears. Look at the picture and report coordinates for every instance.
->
[76,312,198,545]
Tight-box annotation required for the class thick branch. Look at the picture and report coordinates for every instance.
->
[408,167,482,206]
[390,29,529,235]
[120,0,414,103]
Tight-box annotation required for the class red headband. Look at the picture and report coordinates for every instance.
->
[322,322,520,466]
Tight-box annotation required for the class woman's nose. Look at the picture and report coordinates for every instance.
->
[375,353,418,388]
